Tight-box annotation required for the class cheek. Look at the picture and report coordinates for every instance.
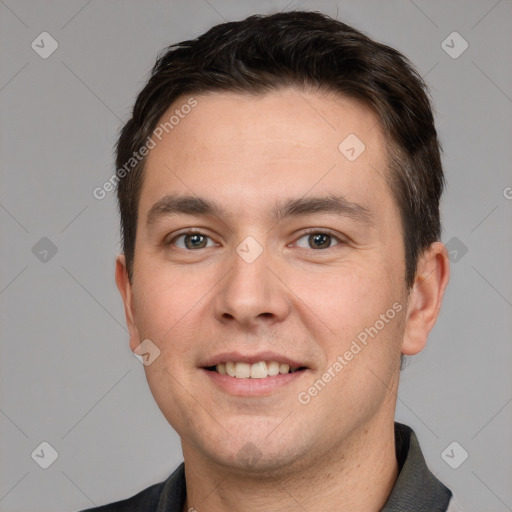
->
[130,265,215,376]
[292,264,406,423]
[284,257,408,393]
[132,262,209,335]
[286,259,402,338]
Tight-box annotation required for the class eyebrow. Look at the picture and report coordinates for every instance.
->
[146,195,225,226]
[146,194,374,227]
[273,194,374,225]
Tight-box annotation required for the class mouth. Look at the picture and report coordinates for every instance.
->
[205,360,308,379]
[201,353,310,395]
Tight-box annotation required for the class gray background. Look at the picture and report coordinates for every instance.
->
[1,0,511,511]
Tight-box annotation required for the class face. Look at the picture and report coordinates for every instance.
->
[117,88,426,474]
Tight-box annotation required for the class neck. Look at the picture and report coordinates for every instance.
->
[182,417,398,512]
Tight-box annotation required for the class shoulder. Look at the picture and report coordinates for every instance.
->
[79,481,164,512]
[78,463,186,512]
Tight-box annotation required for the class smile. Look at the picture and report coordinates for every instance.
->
[208,361,305,379]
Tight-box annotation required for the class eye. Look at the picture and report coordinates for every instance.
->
[171,232,216,250]
[294,232,342,250]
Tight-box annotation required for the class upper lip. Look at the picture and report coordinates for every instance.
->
[201,351,308,369]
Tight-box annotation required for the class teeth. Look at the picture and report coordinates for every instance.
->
[267,361,280,376]
[279,363,289,374]
[250,361,267,379]
[225,361,236,377]
[214,361,301,379]
[235,362,251,378]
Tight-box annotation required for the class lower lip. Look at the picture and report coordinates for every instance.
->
[202,368,307,396]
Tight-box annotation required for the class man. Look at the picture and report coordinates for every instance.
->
[84,10,458,511]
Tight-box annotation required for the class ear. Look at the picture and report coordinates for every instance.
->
[115,254,141,353]
[402,242,450,356]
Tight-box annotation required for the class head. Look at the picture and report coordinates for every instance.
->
[115,11,449,474]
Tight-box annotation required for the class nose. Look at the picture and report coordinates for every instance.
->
[213,245,291,329]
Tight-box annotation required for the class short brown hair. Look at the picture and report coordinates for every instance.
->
[116,11,444,286]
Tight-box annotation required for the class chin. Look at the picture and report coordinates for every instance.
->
[206,443,308,478]
[187,420,314,477]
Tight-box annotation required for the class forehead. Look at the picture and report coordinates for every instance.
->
[139,88,395,223]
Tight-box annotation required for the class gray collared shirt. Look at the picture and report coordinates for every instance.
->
[82,422,456,511]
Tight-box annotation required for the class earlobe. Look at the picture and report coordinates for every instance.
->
[115,254,141,352]
[402,242,450,356]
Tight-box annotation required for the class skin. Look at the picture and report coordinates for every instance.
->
[116,87,450,511]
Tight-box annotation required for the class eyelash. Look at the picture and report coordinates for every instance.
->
[166,229,345,250]
[166,229,218,250]
[293,229,345,249]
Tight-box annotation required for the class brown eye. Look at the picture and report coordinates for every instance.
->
[308,233,332,249]
[185,234,207,249]
[172,233,214,250]
[293,231,344,250]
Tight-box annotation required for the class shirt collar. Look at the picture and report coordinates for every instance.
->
[381,422,452,511]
